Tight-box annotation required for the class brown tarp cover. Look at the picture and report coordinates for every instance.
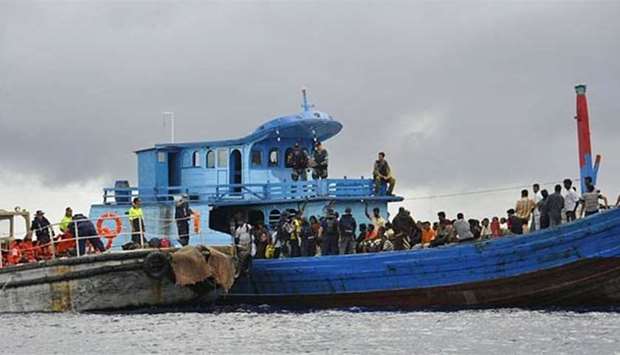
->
[170,246,236,291]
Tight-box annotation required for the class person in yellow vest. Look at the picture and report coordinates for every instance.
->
[127,198,146,246]
[59,207,73,233]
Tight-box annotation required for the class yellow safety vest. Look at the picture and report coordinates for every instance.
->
[59,216,72,233]
[128,207,144,221]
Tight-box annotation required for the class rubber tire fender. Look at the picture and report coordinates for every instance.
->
[143,251,171,280]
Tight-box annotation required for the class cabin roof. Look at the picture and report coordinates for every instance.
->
[135,110,343,153]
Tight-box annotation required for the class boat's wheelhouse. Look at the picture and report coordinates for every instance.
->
[90,92,402,246]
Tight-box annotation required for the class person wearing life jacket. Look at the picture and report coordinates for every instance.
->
[175,195,193,246]
[68,214,106,255]
[320,209,340,256]
[287,143,309,181]
[311,141,329,180]
[59,207,73,233]
[7,239,23,265]
[127,198,146,246]
[338,207,357,255]
[289,211,303,257]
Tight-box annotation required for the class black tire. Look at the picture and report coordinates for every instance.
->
[143,251,171,280]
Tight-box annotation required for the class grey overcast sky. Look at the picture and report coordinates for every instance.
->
[1,0,619,223]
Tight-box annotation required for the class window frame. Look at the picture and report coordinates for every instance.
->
[251,148,263,167]
[191,150,201,167]
[217,149,228,168]
[206,150,215,169]
[268,148,279,167]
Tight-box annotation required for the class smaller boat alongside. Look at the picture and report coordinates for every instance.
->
[0,209,237,313]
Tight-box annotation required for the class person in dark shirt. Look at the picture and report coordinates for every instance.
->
[373,152,396,195]
[507,209,523,235]
[320,210,340,256]
[338,208,357,254]
[312,141,329,180]
[287,143,309,181]
[546,184,565,227]
[30,210,54,245]
[539,189,550,229]
[68,214,105,255]
[175,195,193,246]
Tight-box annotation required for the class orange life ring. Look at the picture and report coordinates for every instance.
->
[193,211,201,234]
[96,212,123,249]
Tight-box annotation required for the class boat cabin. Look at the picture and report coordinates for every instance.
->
[91,91,402,246]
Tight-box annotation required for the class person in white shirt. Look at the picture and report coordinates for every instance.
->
[563,179,580,222]
[531,183,543,231]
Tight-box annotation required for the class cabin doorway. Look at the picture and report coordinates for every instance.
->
[168,152,181,187]
[229,149,242,193]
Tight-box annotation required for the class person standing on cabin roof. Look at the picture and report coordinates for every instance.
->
[563,179,579,222]
[580,184,609,217]
[127,198,146,246]
[59,207,73,233]
[31,210,54,246]
[338,207,357,255]
[531,183,542,231]
[373,152,395,196]
[175,195,193,246]
[364,201,386,230]
[288,143,309,181]
[311,141,329,180]
[546,185,565,227]
[515,189,536,233]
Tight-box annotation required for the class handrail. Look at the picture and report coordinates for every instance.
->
[102,179,376,205]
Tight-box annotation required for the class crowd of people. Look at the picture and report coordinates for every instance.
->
[229,176,617,260]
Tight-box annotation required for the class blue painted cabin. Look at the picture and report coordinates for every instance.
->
[90,93,402,246]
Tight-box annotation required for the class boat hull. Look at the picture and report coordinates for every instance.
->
[225,209,620,308]
[0,250,218,313]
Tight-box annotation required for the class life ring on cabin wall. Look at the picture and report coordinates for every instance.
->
[193,211,201,234]
[96,212,123,249]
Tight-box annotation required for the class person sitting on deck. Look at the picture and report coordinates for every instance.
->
[311,141,329,180]
[382,225,395,252]
[546,185,565,227]
[31,210,54,248]
[59,207,73,233]
[453,213,474,242]
[580,184,609,217]
[356,224,368,253]
[468,219,482,240]
[127,198,146,246]
[364,202,386,230]
[373,152,395,196]
[288,143,309,182]
[515,189,536,233]
[431,211,452,247]
[507,209,523,235]
[19,233,37,263]
[420,222,436,246]
[68,214,106,255]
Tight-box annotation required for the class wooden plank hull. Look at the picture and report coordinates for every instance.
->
[225,209,620,308]
[0,250,218,313]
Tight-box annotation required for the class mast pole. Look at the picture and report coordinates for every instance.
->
[575,84,601,193]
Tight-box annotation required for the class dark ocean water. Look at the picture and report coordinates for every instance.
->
[2,306,620,354]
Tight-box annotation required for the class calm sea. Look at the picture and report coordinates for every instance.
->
[2,306,619,354]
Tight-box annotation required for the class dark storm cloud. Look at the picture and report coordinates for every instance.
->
[1,1,619,195]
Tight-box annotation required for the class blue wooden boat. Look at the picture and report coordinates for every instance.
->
[90,87,620,308]
[227,209,620,308]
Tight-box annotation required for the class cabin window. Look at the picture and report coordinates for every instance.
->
[192,151,201,167]
[217,149,228,168]
[157,152,166,163]
[251,149,262,167]
[206,150,215,168]
[268,148,279,167]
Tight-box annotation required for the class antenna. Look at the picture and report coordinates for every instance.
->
[301,87,315,112]
[162,112,175,143]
